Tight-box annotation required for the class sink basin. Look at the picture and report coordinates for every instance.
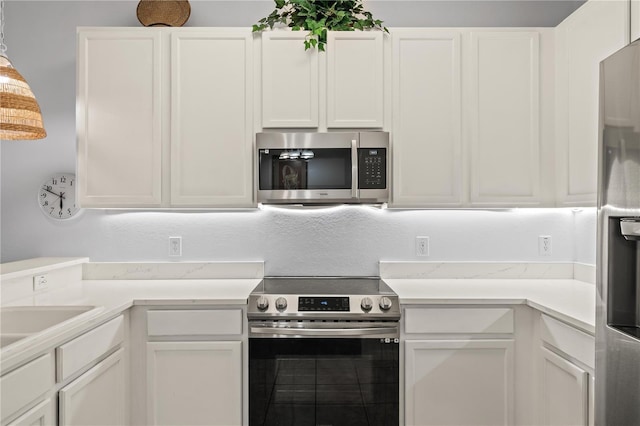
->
[0,306,96,348]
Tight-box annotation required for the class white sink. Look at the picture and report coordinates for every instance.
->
[0,305,96,348]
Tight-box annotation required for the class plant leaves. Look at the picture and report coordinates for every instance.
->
[252,0,386,51]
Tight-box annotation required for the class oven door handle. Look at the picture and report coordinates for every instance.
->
[249,325,398,338]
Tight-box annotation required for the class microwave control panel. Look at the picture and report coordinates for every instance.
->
[358,148,387,189]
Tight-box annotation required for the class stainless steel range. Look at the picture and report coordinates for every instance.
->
[248,277,400,426]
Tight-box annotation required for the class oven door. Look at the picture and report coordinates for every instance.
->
[256,132,358,204]
[249,322,399,426]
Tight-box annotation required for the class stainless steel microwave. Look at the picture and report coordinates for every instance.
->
[256,132,389,204]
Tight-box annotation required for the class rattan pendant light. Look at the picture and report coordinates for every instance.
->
[0,0,46,140]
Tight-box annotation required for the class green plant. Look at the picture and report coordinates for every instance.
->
[252,0,388,51]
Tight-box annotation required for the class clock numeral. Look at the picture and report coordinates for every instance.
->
[59,211,63,217]
[40,193,46,198]
[52,179,58,185]
[67,208,72,214]
[43,201,48,206]
[60,176,67,183]
[46,185,52,191]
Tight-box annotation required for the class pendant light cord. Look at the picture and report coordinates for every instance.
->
[0,0,7,56]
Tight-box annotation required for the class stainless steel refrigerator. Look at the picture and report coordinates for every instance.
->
[597,39,640,425]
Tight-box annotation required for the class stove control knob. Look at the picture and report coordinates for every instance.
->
[275,297,288,311]
[379,296,393,311]
[361,297,373,311]
[256,296,269,311]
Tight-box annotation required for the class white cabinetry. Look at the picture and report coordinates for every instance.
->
[633,0,640,43]
[537,314,595,426]
[391,30,463,206]
[170,31,254,207]
[391,29,549,208]
[261,30,384,129]
[135,307,244,426]
[77,27,255,208]
[539,347,588,426]
[0,353,55,425]
[261,31,318,128]
[405,339,514,426]
[7,399,54,426]
[59,348,126,426]
[555,0,630,206]
[403,307,515,426]
[147,341,242,426]
[469,31,540,205]
[77,29,163,207]
[327,31,384,127]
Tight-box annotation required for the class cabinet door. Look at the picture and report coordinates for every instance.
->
[555,0,630,206]
[391,30,463,207]
[59,348,126,426]
[77,29,162,207]
[539,347,588,426]
[7,399,54,426]
[633,0,640,42]
[170,30,254,207]
[405,339,514,426]
[262,31,318,128]
[326,31,383,128]
[147,341,242,426]
[469,31,541,206]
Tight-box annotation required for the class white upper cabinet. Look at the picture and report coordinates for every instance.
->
[390,28,549,208]
[77,29,163,207]
[260,30,385,129]
[555,0,630,206]
[327,31,384,128]
[469,31,541,205]
[77,28,255,208]
[391,30,463,207]
[170,30,254,207]
[261,31,319,128]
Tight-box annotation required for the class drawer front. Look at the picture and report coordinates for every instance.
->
[404,307,514,334]
[1,353,54,422]
[7,398,54,426]
[56,315,124,382]
[540,314,595,369]
[147,309,243,337]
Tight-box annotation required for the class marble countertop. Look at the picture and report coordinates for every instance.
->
[384,278,595,334]
[0,278,261,372]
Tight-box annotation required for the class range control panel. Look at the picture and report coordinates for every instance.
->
[358,148,386,189]
[299,297,350,311]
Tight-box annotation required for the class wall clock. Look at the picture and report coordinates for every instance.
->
[38,173,80,220]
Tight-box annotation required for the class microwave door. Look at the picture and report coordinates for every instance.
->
[257,146,356,203]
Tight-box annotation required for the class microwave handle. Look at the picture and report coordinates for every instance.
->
[351,139,358,199]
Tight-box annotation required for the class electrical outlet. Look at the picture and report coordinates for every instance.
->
[33,274,48,291]
[539,235,552,256]
[416,236,429,257]
[169,236,182,257]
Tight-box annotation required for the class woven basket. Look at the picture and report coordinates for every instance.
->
[137,0,191,27]
[0,55,46,140]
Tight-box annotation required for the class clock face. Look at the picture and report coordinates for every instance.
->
[38,173,80,220]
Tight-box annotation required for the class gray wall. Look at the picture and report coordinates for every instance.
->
[0,0,595,274]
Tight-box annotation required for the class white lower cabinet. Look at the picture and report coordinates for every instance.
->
[146,341,242,426]
[403,306,516,426]
[539,347,589,426]
[405,339,514,426]
[537,313,595,426]
[58,348,126,426]
[137,307,245,426]
[7,399,54,426]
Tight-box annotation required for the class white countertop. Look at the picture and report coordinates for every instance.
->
[1,265,596,372]
[1,278,260,371]
[384,278,595,334]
